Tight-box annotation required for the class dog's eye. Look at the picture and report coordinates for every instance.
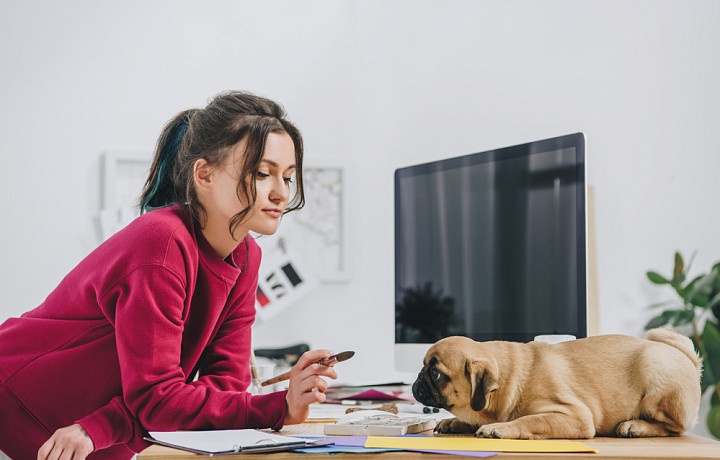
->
[430,368,441,381]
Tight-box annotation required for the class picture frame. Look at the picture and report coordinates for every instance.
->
[101,151,152,211]
[99,151,152,240]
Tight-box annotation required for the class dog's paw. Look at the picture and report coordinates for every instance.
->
[475,423,514,439]
[616,420,640,438]
[616,419,672,438]
[434,418,478,434]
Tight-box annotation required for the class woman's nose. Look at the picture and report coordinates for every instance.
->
[270,177,290,203]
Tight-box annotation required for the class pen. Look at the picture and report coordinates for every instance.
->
[394,403,440,414]
[260,351,355,387]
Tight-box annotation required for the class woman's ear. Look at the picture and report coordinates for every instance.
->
[193,158,213,193]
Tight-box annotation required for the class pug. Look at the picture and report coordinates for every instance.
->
[412,328,702,439]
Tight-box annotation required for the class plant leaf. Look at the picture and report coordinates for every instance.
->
[672,309,695,327]
[671,273,687,290]
[701,321,720,387]
[647,271,670,285]
[691,336,710,393]
[687,270,720,307]
[681,275,705,299]
[645,310,685,330]
[647,300,676,309]
[709,405,720,439]
[708,292,720,311]
[673,252,684,279]
[645,314,667,330]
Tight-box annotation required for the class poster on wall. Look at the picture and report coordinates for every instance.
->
[254,246,319,322]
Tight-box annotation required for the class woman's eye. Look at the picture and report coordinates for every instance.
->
[431,368,441,381]
[256,171,270,178]
[284,177,293,184]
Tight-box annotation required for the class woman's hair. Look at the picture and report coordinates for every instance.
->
[140,91,304,237]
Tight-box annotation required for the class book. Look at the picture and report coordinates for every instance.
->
[145,429,331,455]
[323,410,436,436]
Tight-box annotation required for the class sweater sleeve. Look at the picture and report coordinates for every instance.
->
[103,264,284,432]
[75,396,149,453]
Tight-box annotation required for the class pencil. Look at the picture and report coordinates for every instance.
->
[260,351,354,387]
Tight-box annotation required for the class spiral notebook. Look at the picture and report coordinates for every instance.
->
[146,429,331,455]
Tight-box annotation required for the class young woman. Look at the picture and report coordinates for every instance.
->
[0,91,337,460]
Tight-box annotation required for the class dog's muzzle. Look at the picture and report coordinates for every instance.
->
[412,371,443,408]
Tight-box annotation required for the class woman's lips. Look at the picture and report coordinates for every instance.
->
[263,209,282,218]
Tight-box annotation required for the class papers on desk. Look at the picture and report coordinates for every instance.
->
[325,383,415,402]
[145,429,330,455]
[307,402,455,423]
[324,410,437,436]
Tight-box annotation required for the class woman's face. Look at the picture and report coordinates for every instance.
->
[213,131,296,238]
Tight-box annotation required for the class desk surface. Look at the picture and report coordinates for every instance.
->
[137,423,720,460]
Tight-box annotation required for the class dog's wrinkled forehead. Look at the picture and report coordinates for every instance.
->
[425,336,474,372]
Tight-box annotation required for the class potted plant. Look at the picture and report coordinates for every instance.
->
[645,252,720,438]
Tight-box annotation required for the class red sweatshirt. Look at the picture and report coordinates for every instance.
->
[0,205,287,457]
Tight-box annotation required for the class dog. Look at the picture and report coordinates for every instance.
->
[412,328,702,439]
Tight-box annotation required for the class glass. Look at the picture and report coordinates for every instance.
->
[248,363,275,395]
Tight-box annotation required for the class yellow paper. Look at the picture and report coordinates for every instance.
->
[365,436,598,453]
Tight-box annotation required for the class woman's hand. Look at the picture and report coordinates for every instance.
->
[283,349,338,425]
[38,423,94,460]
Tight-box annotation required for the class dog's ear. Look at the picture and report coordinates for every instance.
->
[466,358,499,411]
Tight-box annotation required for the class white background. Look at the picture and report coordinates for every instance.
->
[1,0,719,437]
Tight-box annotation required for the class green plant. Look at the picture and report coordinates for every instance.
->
[395,282,457,343]
[645,252,720,439]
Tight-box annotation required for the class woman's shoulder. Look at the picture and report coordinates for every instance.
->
[130,205,192,237]
[108,205,199,268]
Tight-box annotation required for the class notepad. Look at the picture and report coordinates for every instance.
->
[365,436,598,453]
[145,429,331,455]
[324,410,436,436]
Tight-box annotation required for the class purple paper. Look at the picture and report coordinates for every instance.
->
[307,436,499,457]
[410,448,499,457]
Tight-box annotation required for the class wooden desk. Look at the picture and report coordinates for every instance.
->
[137,423,720,460]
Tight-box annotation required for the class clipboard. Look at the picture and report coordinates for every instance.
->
[145,429,332,455]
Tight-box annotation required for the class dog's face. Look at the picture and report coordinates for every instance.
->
[412,336,499,416]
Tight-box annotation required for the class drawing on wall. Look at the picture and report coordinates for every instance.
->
[271,163,350,282]
[254,247,319,322]
[99,151,151,240]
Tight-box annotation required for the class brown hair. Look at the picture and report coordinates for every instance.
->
[140,91,304,237]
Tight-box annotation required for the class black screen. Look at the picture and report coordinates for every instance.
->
[395,133,586,343]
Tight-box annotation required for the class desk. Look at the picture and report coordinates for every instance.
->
[137,423,720,460]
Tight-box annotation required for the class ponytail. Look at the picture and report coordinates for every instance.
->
[140,110,194,213]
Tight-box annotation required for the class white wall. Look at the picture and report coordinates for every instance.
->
[1,0,719,436]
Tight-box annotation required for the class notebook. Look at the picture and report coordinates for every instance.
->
[324,410,436,436]
[145,429,331,455]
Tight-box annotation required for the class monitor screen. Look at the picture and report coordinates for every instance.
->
[394,133,586,370]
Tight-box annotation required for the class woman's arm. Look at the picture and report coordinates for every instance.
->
[39,396,149,459]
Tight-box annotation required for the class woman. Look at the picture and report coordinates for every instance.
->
[0,91,337,459]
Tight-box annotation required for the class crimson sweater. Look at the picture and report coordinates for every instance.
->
[0,205,287,455]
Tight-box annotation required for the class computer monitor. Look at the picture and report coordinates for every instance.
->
[394,133,587,372]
